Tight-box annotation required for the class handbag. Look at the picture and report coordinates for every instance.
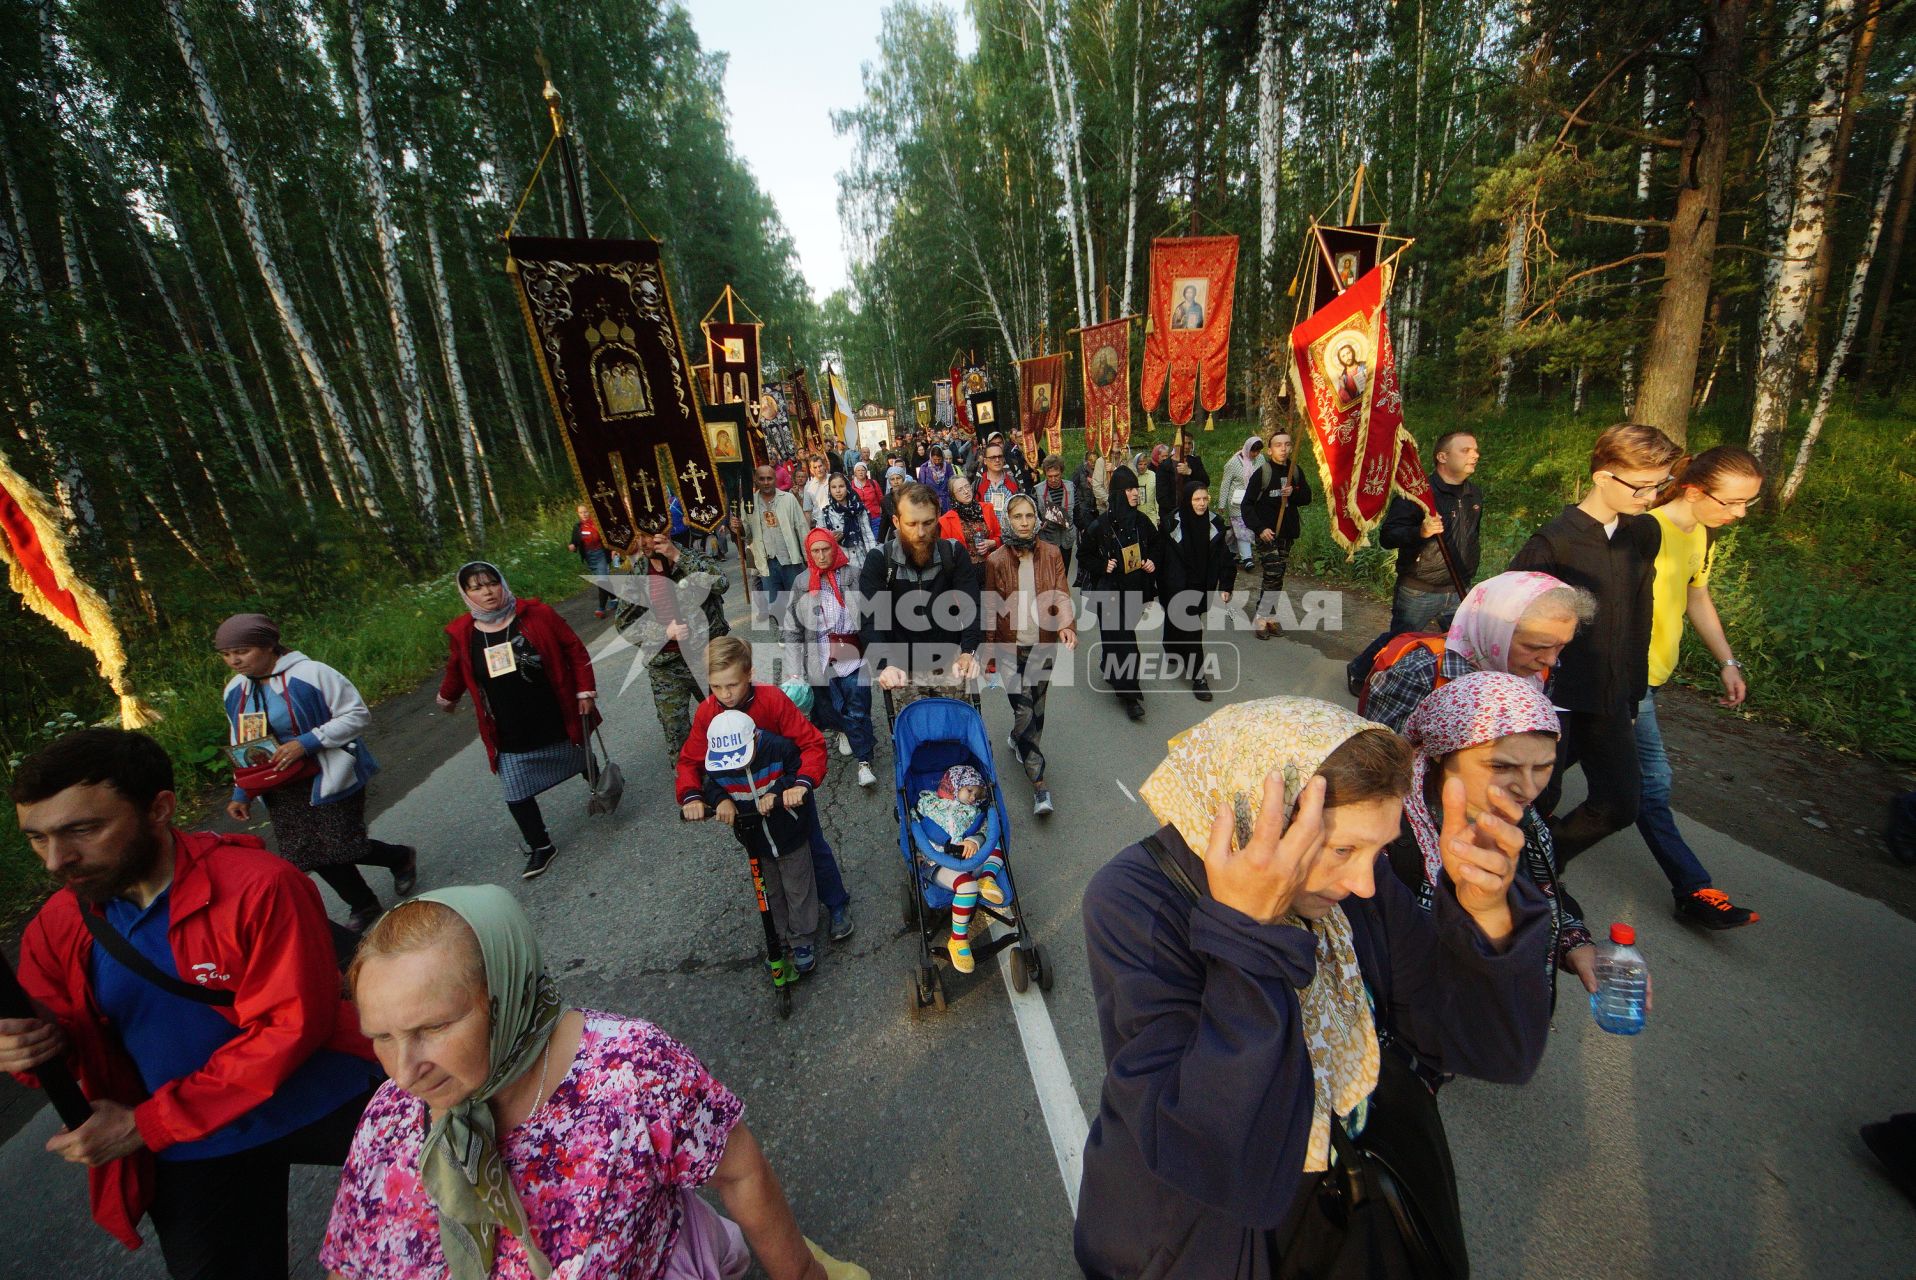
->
[1138,833,1469,1280]
[231,679,321,800]
[583,718,625,816]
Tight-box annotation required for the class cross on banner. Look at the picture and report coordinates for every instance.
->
[680,460,709,504]
[632,467,658,513]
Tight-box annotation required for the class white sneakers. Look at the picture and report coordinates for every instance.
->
[838,733,853,758]
[856,762,877,787]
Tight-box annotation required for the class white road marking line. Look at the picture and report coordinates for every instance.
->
[1115,779,1137,804]
[989,920,1090,1215]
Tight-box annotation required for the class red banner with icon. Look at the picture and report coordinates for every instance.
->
[1287,264,1432,553]
[1016,353,1066,459]
[1078,317,1131,457]
[1141,235,1238,426]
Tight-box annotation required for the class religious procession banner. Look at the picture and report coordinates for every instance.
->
[951,362,989,437]
[827,368,854,446]
[789,368,824,454]
[1310,223,1387,317]
[932,379,955,429]
[1287,262,1433,554]
[1016,353,1066,460]
[1078,316,1132,457]
[506,234,726,539]
[759,383,795,458]
[0,453,155,727]
[913,394,933,432]
[1141,235,1239,428]
[703,320,760,409]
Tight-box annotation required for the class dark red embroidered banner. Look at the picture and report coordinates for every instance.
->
[507,235,727,539]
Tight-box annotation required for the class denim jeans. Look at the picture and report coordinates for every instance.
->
[801,794,851,911]
[814,670,875,763]
[1389,584,1461,635]
[582,548,613,610]
[1632,688,1713,895]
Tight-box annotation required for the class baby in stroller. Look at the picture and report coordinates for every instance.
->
[915,764,1006,973]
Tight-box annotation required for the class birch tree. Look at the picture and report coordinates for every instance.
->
[1782,91,1912,505]
[1747,0,1857,463]
[345,0,437,535]
[164,0,393,541]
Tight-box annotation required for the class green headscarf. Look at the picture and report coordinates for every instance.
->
[413,886,565,1280]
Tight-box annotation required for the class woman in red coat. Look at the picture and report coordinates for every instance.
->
[436,561,597,880]
[938,472,1002,563]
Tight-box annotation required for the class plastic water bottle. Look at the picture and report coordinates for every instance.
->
[1589,922,1649,1035]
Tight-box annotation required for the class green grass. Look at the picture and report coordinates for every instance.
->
[1061,392,1916,765]
[0,502,588,931]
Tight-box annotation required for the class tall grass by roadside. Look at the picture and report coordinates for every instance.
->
[1064,392,1915,765]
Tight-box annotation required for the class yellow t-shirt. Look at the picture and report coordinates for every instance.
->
[1647,507,1712,688]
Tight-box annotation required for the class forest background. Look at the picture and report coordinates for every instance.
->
[0,0,1910,921]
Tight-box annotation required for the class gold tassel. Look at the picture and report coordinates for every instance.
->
[1204,412,1215,432]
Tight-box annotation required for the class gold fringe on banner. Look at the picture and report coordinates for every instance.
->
[0,452,158,728]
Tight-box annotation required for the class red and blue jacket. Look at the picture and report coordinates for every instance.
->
[699,727,811,858]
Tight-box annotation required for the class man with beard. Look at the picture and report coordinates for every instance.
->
[1,728,379,1276]
[857,482,982,710]
[732,462,809,625]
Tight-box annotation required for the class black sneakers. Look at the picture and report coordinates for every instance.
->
[1124,698,1146,722]
[392,847,419,897]
[1192,677,1214,703]
[1675,887,1758,929]
[522,844,558,880]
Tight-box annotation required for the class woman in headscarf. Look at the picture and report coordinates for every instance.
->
[1241,428,1312,639]
[1134,449,1163,528]
[321,886,860,1280]
[217,612,417,932]
[936,472,1002,564]
[817,471,876,562]
[1155,481,1234,702]
[915,445,954,512]
[983,493,1078,816]
[435,563,596,881]
[876,464,911,545]
[1218,434,1266,572]
[1083,466,1157,722]
[1361,570,1594,733]
[780,528,877,788]
[1394,671,1598,1000]
[849,460,884,540]
[1076,698,1552,1279]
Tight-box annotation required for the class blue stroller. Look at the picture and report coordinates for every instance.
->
[888,691,1052,1015]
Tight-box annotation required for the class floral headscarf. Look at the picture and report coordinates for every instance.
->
[1445,571,1571,684]
[1400,671,1560,890]
[1139,696,1384,1172]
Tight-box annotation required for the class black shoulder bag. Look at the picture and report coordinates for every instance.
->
[1139,833,1470,1280]
[80,910,236,1007]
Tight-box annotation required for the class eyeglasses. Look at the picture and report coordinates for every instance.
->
[1596,471,1675,499]
[1700,490,1753,514]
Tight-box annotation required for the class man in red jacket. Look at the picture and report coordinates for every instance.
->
[0,729,378,1278]
[675,636,856,942]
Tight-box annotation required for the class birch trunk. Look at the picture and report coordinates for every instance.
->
[165,0,393,537]
[326,247,407,486]
[1034,0,1087,329]
[461,235,541,468]
[1759,0,1816,321]
[1056,3,1095,317]
[1631,0,1748,446]
[1748,0,1856,463]
[1495,167,1527,407]
[423,209,490,534]
[1256,7,1285,438]
[1620,65,1657,404]
[1783,91,1913,505]
[347,0,438,534]
[1121,0,1144,315]
[1801,7,1875,373]
[157,173,287,491]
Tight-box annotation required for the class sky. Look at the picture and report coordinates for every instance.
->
[681,0,974,303]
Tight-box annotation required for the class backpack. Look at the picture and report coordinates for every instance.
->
[1356,632,1449,717]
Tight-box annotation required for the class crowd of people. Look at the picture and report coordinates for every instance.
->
[0,414,1797,1279]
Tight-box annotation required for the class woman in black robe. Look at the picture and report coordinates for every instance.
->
[1085,466,1157,722]
[1156,481,1235,702]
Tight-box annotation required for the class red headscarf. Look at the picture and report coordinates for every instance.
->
[805,527,850,602]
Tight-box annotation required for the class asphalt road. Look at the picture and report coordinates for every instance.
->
[3,574,1912,1279]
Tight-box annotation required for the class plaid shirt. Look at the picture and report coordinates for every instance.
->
[1362,646,1478,733]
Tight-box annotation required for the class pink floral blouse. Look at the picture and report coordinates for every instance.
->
[320,1011,743,1279]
